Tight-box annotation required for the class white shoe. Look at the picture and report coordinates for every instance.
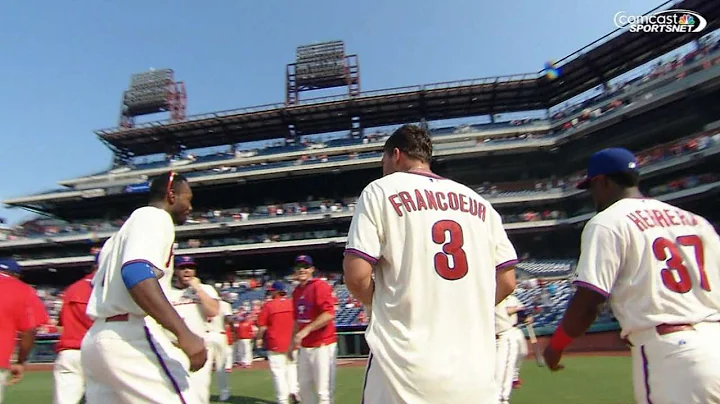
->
[219,390,231,401]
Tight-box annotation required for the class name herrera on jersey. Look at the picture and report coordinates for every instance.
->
[388,189,487,221]
[626,208,698,232]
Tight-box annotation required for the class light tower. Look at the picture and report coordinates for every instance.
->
[118,68,187,129]
[285,41,361,137]
[286,40,360,105]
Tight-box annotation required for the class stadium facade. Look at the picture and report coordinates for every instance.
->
[2,0,720,360]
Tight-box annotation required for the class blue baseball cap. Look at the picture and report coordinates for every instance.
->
[270,281,287,293]
[0,258,21,275]
[577,148,639,190]
[175,256,197,268]
[294,255,313,267]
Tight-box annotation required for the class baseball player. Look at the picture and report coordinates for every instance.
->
[544,148,720,404]
[81,172,208,404]
[0,258,49,404]
[343,124,518,404]
[507,295,529,389]
[494,294,528,403]
[257,281,299,404]
[289,255,337,404]
[53,251,102,404]
[235,316,255,368]
[207,295,234,402]
[166,256,220,404]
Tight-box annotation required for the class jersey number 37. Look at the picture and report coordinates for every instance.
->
[653,235,710,293]
[432,220,469,281]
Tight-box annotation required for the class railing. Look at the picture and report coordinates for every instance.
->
[26,323,621,364]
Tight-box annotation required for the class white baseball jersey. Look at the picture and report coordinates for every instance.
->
[165,283,219,343]
[209,300,233,334]
[87,206,175,320]
[495,294,523,334]
[345,170,518,403]
[495,297,515,334]
[573,198,720,338]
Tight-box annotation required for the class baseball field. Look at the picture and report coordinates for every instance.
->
[8,354,634,403]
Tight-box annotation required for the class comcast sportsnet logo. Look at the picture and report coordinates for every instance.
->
[614,9,707,33]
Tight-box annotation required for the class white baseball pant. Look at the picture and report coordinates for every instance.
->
[361,353,394,404]
[81,315,197,404]
[298,343,336,404]
[495,329,522,404]
[188,340,212,404]
[628,322,720,404]
[207,333,230,398]
[268,351,300,404]
[238,339,253,366]
[0,369,7,404]
[511,327,528,382]
[223,343,233,372]
[53,349,85,404]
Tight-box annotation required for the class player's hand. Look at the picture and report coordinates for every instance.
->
[189,277,202,290]
[542,345,565,372]
[256,339,263,349]
[178,332,207,372]
[293,328,309,349]
[8,363,25,385]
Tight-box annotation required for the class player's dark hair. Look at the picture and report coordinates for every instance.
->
[383,124,433,163]
[149,171,188,202]
[606,171,640,188]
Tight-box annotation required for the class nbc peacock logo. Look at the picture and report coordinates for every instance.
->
[678,14,695,26]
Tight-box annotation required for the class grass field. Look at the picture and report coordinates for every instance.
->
[6,356,635,403]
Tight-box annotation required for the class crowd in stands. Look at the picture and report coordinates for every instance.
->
[4,128,718,250]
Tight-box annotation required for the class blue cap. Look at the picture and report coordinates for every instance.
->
[0,258,21,274]
[270,281,287,293]
[175,256,197,268]
[295,255,313,266]
[577,148,638,190]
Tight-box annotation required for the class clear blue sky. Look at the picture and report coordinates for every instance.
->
[0,0,665,224]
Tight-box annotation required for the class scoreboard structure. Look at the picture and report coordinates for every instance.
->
[285,40,361,107]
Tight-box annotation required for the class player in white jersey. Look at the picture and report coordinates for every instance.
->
[166,256,220,404]
[343,124,518,404]
[208,296,234,402]
[494,294,528,403]
[505,294,529,388]
[81,172,207,404]
[543,148,720,404]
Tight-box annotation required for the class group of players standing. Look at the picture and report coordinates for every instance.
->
[2,124,720,403]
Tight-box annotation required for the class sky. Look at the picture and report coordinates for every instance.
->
[0,0,667,224]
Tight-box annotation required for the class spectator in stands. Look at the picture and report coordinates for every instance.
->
[0,258,50,400]
[53,251,100,404]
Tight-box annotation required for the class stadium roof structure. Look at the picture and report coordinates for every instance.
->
[95,0,720,157]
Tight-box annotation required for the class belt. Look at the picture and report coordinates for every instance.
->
[625,323,695,347]
[105,314,129,322]
[656,323,694,335]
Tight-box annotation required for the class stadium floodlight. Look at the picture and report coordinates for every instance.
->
[118,68,187,129]
[286,40,360,105]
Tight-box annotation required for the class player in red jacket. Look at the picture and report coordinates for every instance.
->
[0,258,50,401]
[52,252,99,404]
[236,317,255,368]
[289,255,337,404]
[257,281,299,404]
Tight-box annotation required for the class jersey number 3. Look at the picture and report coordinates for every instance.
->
[653,235,710,293]
[432,220,469,280]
